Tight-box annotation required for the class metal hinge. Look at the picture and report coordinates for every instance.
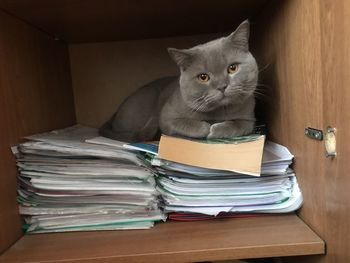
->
[304,127,323,141]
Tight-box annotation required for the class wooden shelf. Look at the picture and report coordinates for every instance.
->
[0,214,324,263]
[0,0,268,43]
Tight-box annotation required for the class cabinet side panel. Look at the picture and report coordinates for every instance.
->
[0,10,76,253]
[254,0,350,262]
[320,0,350,262]
[252,1,326,262]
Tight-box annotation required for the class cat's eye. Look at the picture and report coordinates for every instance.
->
[197,73,210,82]
[228,63,239,74]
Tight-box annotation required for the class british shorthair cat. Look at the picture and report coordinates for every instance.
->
[100,20,258,142]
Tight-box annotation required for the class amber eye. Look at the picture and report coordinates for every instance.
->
[197,73,210,82]
[228,63,239,74]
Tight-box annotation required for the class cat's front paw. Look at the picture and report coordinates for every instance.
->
[207,122,242,139]
[194,121,211,138]
[162,119,211,138]
[207,122,229,139]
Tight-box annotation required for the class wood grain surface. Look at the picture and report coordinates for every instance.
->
[0,215,324,263]
[3,0,350,261]
[0,10,76,253]
[320,0,350,262]
[253,0,350,262]
[252,0,326,235]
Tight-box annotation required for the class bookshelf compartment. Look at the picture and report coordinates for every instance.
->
[2,0,350,262]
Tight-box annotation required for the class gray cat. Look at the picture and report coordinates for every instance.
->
[100,20,258,142]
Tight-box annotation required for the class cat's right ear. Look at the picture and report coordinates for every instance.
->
[168,48,195,70]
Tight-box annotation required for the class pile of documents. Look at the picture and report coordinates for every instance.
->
[14,124,303,231]
[14,125,164,233]
[149,137,303,217]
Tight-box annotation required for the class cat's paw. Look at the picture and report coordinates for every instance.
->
[207,122,229,139]
[161,119,210,138]
[194,121,211,138]
[207,121,244,139]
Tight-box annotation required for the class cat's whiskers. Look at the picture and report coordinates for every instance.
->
[253,91,269,100]
[243,86,269,97]
[258,62,271,73]
[189,96,206,113]
[196,100,210,113]
[204,94,218,104]
[225,88,247,97]
[202,93,224,110]
[190,97,209,114]
[236,85,268,100]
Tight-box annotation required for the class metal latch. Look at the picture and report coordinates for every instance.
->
[325,126,336,157]
[305,127,323,141]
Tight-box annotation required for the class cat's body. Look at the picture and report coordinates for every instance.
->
[100,20,258,142]
[100,77,177,142]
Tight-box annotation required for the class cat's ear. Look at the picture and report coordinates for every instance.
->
[168,48,195,70]
[226,19,250,52]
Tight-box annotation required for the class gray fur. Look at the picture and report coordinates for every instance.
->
[100,20,258,142]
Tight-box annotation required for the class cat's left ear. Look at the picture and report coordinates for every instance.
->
[226,19,250,52]
[168,48,196,70]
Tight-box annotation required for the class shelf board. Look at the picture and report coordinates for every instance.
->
[0,0,269,43]
[0,214,324,263]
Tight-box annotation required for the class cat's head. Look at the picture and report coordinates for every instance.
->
[168,20,258,112]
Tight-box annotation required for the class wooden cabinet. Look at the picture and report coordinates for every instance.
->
[0,0,348,262]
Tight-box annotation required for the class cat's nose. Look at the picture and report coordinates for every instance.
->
[217,85,227,92]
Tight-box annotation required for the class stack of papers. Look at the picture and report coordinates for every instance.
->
[123,139,303,217]
[14,125,164,233]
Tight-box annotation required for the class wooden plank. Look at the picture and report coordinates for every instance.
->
[320,0,350,262]
[0,10,76,253]
[251,1,327,262]
[0,215,324,263]
[253,0,350,262]
[0,0,268,43]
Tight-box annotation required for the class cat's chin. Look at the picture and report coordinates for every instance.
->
[199,97,234,112]
[220,96,234,105]
[212,95,240,108]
